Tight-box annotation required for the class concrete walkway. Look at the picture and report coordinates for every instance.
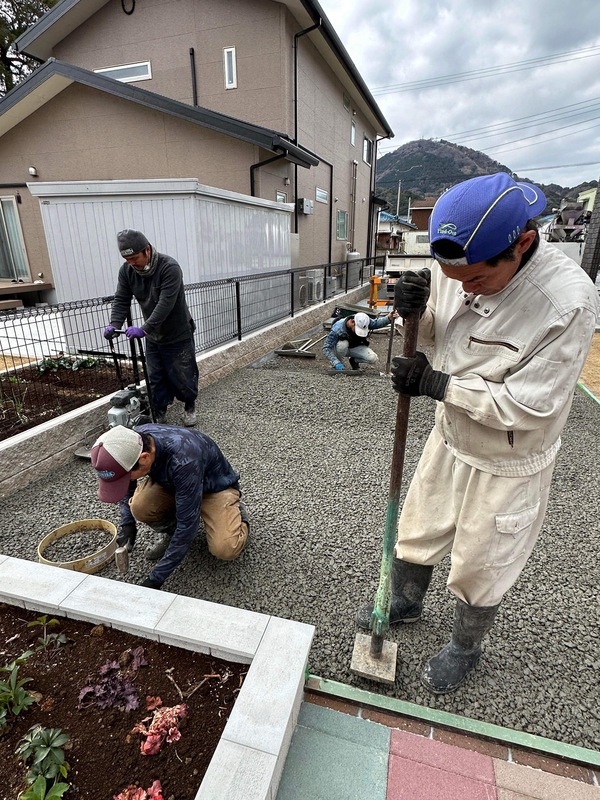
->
[277,694,600,799]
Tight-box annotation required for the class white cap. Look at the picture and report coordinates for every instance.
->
[353,312,370,337]
[91,426,143,503]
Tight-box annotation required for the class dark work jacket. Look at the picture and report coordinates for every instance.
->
[120,425,241,585]
[110,250,194,344]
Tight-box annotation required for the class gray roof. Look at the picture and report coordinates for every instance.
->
[0,59,319,169]
[15,0,393,138]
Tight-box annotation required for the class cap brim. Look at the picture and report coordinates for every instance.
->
[97,472,132,503]
[355,326,369,337]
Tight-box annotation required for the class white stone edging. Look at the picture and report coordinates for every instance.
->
[0,555,314,800]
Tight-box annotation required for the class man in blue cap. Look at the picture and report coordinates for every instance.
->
[356,173,598,693]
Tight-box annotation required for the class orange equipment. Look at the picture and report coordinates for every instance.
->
[368,275,392,309]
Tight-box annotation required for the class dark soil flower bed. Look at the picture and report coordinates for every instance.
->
[0,603,247,800]
[0,358,137,441]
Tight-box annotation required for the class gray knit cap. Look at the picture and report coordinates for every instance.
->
[117,229,150,257]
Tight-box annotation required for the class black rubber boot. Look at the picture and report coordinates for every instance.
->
[355,559,434,630]
[421,599,500,694]
[145,518,176,561]
[239,500,250,535]
[349,357,361,371]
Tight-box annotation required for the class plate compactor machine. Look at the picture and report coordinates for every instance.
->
[74,331,156,460]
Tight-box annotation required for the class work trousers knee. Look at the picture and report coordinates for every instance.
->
[130,478,248,561]
[395,428,554,606]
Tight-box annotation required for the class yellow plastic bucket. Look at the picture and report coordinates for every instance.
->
[37,518,117,574]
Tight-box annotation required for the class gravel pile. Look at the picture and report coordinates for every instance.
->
[1,321,598,751]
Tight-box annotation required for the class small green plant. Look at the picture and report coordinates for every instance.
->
[18,775,70,800]
[37,355,107,374]
[0,653,36,727]
[16,725,71,784]
[27,616,69,650]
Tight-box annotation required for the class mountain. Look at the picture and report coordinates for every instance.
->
[375,139,598,217]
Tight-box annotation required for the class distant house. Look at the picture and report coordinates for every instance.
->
[376,211,416,255]
[408,196,439,231]
[0,0,393,305]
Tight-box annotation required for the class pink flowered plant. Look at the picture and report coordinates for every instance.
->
[130,703,187,755]
[113,779,164,800]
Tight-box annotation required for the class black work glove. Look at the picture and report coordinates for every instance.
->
[116,523,137,552]
[140,577,162,590]
[391,351,450,401]
[394,269,431,317]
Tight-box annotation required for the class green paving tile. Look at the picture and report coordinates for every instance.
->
[276,708,390,800]
[297,702,391,751]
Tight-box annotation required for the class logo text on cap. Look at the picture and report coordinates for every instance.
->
[437,223,457,236]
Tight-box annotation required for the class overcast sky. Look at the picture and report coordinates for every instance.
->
[319,0,600,188]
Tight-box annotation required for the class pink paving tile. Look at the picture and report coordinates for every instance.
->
[390,729,496,784]
[387,754,498,800]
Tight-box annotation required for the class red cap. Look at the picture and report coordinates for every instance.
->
[91,426,143,503]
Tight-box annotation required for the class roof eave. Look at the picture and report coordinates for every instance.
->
[0,60,319,168]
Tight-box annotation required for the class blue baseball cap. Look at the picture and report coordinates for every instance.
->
[429,173,547,265]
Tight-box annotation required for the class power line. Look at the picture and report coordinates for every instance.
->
[371,44,600,96]
[483,118,600,154]
[512,162,600,172]
[452,109,600,147]
[447,101,600,144]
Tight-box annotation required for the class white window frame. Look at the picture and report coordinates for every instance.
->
[336,210,349,241]
[315,188,329,204]
[351,120,356,147]
[363,136,373,166]
[224,47,237,89]
[276,191,288,203]
[94,61,152,83]
[0,196,30,281]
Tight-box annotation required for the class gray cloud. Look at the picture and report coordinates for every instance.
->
[320,0,600,186]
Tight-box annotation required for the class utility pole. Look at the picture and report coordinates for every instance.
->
[395,164,423,219]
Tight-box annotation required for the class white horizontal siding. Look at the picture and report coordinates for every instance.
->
[30,180,292,302]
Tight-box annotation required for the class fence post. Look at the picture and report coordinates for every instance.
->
[235,281,243,341]
[290,271,296,318]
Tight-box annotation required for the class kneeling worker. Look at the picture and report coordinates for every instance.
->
[91,424,249,589]
[323,310,397,371]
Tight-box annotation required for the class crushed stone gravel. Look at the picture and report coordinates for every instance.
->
[0,319,598,751]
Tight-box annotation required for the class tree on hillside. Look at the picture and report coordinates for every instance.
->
[0,0,58,96]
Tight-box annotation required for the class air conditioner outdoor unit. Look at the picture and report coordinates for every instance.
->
[293,274,309,310]
[306,269,324,303]
[325,276,337,298]
[346,261,361,288]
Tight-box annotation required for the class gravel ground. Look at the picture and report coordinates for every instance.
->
[1,318,599,751]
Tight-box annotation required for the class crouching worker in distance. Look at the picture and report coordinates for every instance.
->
[91,424,249,589]
[323,310,398,371]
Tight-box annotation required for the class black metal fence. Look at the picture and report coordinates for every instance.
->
[0,257,382,440]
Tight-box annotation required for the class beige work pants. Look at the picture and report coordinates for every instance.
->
[130,478,248,561]
[395,427,554,606]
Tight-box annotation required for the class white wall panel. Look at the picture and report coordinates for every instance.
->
[30,180,292,302]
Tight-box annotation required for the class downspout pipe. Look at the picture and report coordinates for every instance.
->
[293,19,322,234]
[189,48,198,106]
[250,153,286,197]
[367,135,388,259]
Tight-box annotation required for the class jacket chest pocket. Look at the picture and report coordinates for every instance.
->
[459,334,523,380]
[465,335,521,358]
